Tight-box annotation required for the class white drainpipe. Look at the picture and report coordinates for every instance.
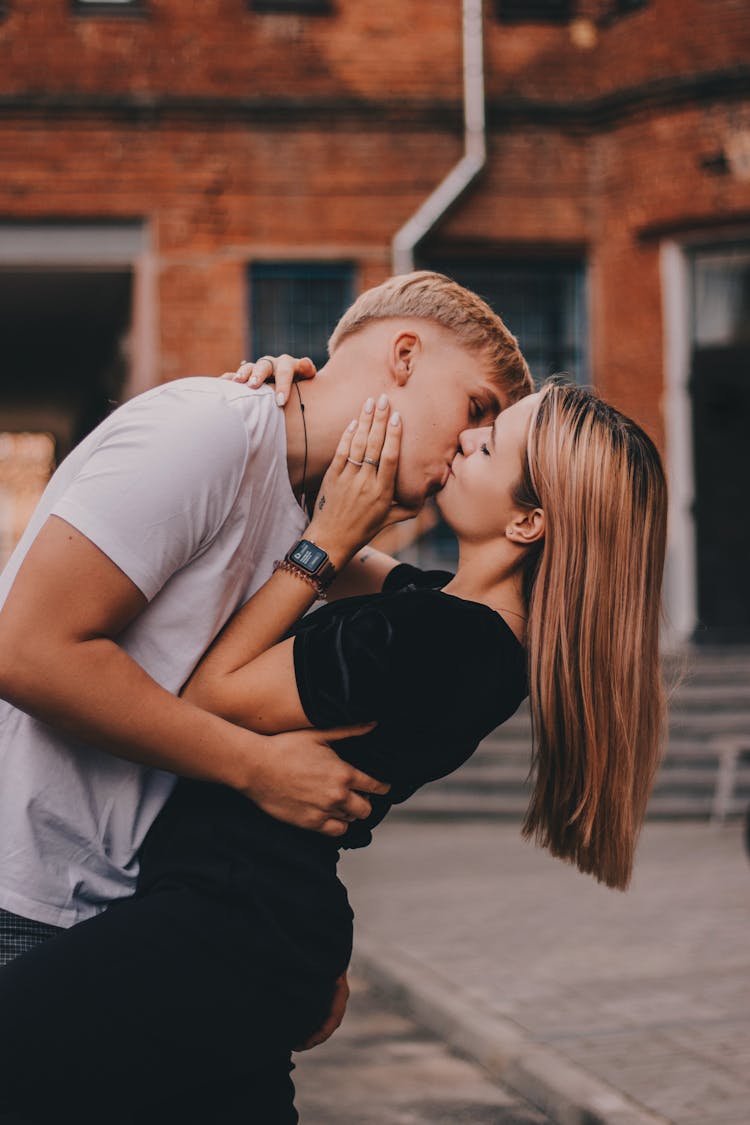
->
[391,0,487,276]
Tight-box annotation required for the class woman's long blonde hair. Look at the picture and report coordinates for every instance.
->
[516,382,667,890]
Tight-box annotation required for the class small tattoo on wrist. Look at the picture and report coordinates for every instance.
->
[318,495,326,511]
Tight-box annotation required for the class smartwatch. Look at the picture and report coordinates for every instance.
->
[282,538,337,594]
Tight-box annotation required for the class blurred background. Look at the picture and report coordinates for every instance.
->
[0,0,748,644]
[0,5,748,1122]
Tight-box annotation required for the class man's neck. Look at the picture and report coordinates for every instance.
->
[283,364,368,500]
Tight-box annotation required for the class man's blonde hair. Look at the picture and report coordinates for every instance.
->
[328,271,533,404]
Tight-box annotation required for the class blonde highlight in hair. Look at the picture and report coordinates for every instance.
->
[518,382,667,890]
[329,271,533,404]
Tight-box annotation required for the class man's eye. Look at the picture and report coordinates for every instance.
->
[480,442,491,456]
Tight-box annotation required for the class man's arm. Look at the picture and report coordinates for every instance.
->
[0,517,386,835]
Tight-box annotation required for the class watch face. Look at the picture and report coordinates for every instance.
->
[289,540,328,575]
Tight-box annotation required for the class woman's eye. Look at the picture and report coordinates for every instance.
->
[480,442,491,457]
[470,399,483,421]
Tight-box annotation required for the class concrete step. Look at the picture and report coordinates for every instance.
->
[392,791,748,823]
[427,651,750,821]
[432,762,750,795]
[669,686,750,709]
[667,713,750,737]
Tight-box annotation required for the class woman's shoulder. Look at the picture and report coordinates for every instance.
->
[298,576,524,678]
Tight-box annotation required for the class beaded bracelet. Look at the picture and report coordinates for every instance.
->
[272,558,330,600]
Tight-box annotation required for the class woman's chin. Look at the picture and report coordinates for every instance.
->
[435,488,454,524]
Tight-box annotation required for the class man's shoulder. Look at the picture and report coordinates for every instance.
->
[132,376,274,417]
[104,378,279,450]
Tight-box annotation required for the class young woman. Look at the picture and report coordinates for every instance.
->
[0,381,667,1125]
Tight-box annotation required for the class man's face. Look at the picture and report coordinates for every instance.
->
[390,338,512,510]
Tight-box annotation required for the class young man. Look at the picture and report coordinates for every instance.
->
[0,272,531,966]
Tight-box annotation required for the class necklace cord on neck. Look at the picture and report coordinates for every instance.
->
[495,606,527,621]
[294,381,308,510]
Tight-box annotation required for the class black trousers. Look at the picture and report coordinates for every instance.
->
[0,886,335,1124]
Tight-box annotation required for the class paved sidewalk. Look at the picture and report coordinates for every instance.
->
[340,819,750,1125]
[294,974,552,1124]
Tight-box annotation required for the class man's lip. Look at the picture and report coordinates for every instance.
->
[428,463,455,497]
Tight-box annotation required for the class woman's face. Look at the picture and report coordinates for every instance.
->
[436,393,540,544]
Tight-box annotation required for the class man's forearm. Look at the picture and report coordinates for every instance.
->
[0,636,262,792]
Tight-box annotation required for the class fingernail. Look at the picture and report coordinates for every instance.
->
[347,419,357,432]
[364,397,375,415]
[377,393,389,410]
[390,412,401,426]
[276,392,285,407]
[249,376,259,387]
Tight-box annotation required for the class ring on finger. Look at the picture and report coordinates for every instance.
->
[363,457,379,468]
[256,356,276,367]
[347,457,364,467]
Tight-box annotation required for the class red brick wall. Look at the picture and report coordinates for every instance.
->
[1,1,747,103]
[1,0,748,446]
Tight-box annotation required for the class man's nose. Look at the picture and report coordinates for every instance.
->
[458,425,492,455]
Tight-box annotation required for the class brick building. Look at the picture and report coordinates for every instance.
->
[0,0,748,643]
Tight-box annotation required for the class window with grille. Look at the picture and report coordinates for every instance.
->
[73,0,143,13]
[614,0,648,14]
[495,1,572,22]
[250,0,332,13]
[248,263,354,371]
[427,258,588,386]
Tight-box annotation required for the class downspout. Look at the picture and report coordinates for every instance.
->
[391,0,486,276]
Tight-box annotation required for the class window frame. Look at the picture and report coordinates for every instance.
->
[248,261,355,372]
[494,0,573,23]
[425,255,589,387]
[249,0,333,14]
[72,0,146,16]
[613,0,648,14]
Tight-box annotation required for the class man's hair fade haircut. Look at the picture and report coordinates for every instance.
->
[328,271,533,405]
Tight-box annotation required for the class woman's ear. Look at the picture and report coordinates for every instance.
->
[507,508,544,546]
[389,331,421,387]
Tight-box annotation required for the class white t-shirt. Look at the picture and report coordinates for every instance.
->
[0,378,307,927]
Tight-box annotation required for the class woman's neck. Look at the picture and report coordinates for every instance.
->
[442,546,527,643]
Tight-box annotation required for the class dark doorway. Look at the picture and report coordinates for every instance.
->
[0,268,132,461]
[690,247,750,644]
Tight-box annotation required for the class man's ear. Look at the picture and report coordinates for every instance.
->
[389,331,421,387]
[507,508,545,547]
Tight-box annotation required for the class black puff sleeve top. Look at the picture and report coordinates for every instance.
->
[292,563,528,848]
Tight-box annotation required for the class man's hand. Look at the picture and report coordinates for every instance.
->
[294,972,350,1052]
[243,726,389,837]
[220,355,317,407]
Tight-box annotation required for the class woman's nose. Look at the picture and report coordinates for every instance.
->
[458,425,492,455]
